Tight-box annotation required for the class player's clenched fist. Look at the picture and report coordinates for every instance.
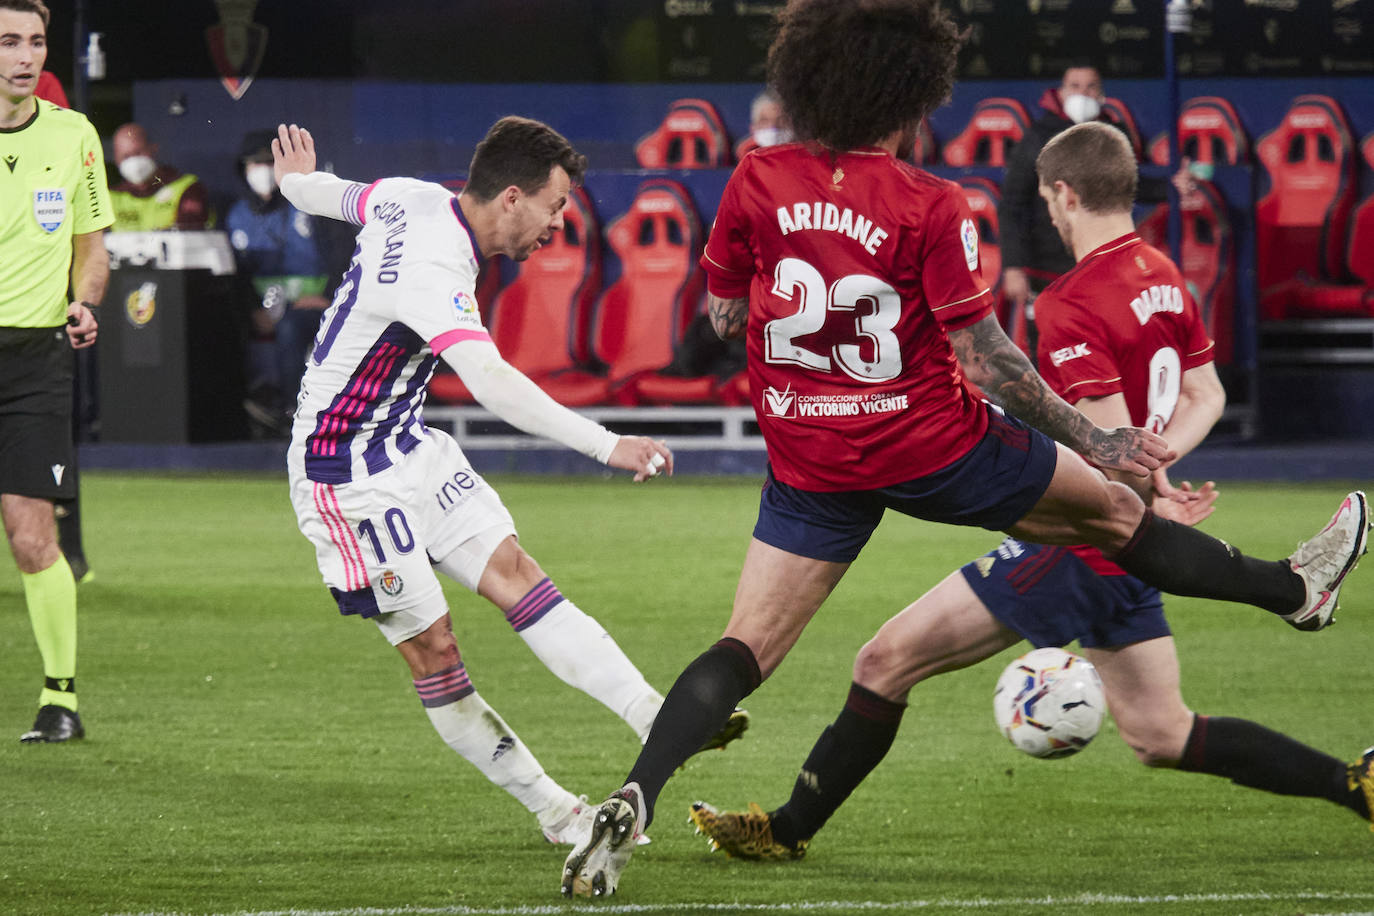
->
[608,436,673,482]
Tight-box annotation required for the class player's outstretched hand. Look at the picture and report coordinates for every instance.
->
[609,436,673,482]
[273,123,316,184]
[1152,478,1218,527]
[1088,426,1176,478]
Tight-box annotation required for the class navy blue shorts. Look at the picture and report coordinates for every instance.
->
[753,405,1058,564]
[960,536,1170,649]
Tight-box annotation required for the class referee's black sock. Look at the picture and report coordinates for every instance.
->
[1177,715,1367,817]
[626,637,761,827]
[1112,509,1304,616]
[55,463,85,561]
[55,497,84,557]
[770,683,905,848]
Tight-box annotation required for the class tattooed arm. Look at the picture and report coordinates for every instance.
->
[948,314,1172,476]
[708,294,749,340]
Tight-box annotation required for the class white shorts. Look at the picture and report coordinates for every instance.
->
[289,430,516,643]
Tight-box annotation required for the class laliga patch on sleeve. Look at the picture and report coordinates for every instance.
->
[450,288,482,326]
[960,218,979,273]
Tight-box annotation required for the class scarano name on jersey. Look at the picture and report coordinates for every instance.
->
[776,201,889,255]
[372,201,408,284]
[1129,284,1184,326]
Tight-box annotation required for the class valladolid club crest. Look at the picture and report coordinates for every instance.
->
[205,0,267,100]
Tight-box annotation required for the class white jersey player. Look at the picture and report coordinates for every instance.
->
[272,120,744,846]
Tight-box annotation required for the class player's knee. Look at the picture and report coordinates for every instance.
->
[488,538,545,590]
[1107,482,1147,539]
[1075,481,1146,553]
[8,529,58,573]
[852,635,911,695]
[402,623,462,676]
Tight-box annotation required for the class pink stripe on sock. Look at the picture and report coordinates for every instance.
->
[415,663,474,708]
[505,577,563,631]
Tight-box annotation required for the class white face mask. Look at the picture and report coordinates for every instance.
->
[117,154,157,186]
[1062,93,1102,124]
[245,163,276,198]
[752,126,790,148]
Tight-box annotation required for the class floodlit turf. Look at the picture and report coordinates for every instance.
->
[1,472,1371,916]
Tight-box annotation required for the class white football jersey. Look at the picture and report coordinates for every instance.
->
[287,178,491,484]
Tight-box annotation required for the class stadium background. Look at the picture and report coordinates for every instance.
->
[35,0,1374,472]
[3,6,1372,914]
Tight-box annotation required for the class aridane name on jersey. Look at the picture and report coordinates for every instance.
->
[776,200,891,255]
[292,178,491,485]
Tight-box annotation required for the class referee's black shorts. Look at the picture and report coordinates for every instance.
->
[0,326,76,501]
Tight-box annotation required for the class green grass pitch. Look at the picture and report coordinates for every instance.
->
[1,472,1371,916]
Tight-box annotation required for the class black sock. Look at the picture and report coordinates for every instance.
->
[55,465,84,559]
[1177,715,1366,817]
[1113,510,1304,616]
[770,683,906,847]
[626,637,761,827]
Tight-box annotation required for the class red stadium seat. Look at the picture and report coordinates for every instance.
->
[941,98,1030,168]
[1347,134,1374,287]
[1138,182,1237,366]
[1100,97,1143,161]
[635,98,733,170]
[428,187,607,406]
[1254,95,1360,319]
[1147,96,1250,168]
[588,179,708,404]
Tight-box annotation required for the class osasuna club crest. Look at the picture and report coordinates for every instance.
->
[33,188,66,233]
[205,0,268,100]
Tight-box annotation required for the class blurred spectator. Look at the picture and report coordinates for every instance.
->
[226,128,343,435]
[109,123,213,230]
[734,88,791,160]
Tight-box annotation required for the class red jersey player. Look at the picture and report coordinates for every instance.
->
[689,122,1374,861]
[1036,212,1217,579]
[561,1,1368,898]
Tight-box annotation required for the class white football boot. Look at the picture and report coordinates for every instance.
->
[541,795,594,847]
[1284,490,1369,631]
[561,782,645,897]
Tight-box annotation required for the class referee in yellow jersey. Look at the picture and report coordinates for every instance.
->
[1,0,111,742]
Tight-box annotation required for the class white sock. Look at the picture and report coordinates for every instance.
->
[516,598,664,741]
[423,690,578,825]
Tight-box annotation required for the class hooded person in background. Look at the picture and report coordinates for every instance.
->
[109,123,213,231]
[998,64,1190,361]
[225,128,345,436]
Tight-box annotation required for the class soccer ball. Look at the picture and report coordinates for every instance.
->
[993,647,1106,759]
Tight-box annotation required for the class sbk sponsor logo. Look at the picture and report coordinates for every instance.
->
[1050,342,1090,366]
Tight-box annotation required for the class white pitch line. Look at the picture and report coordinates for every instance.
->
[104,890,1374,916]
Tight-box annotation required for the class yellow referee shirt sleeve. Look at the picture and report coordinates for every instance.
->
[73,120,113,235]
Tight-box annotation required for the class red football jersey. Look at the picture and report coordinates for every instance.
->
[1035,232,1215,574]
[701,144,994,491]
